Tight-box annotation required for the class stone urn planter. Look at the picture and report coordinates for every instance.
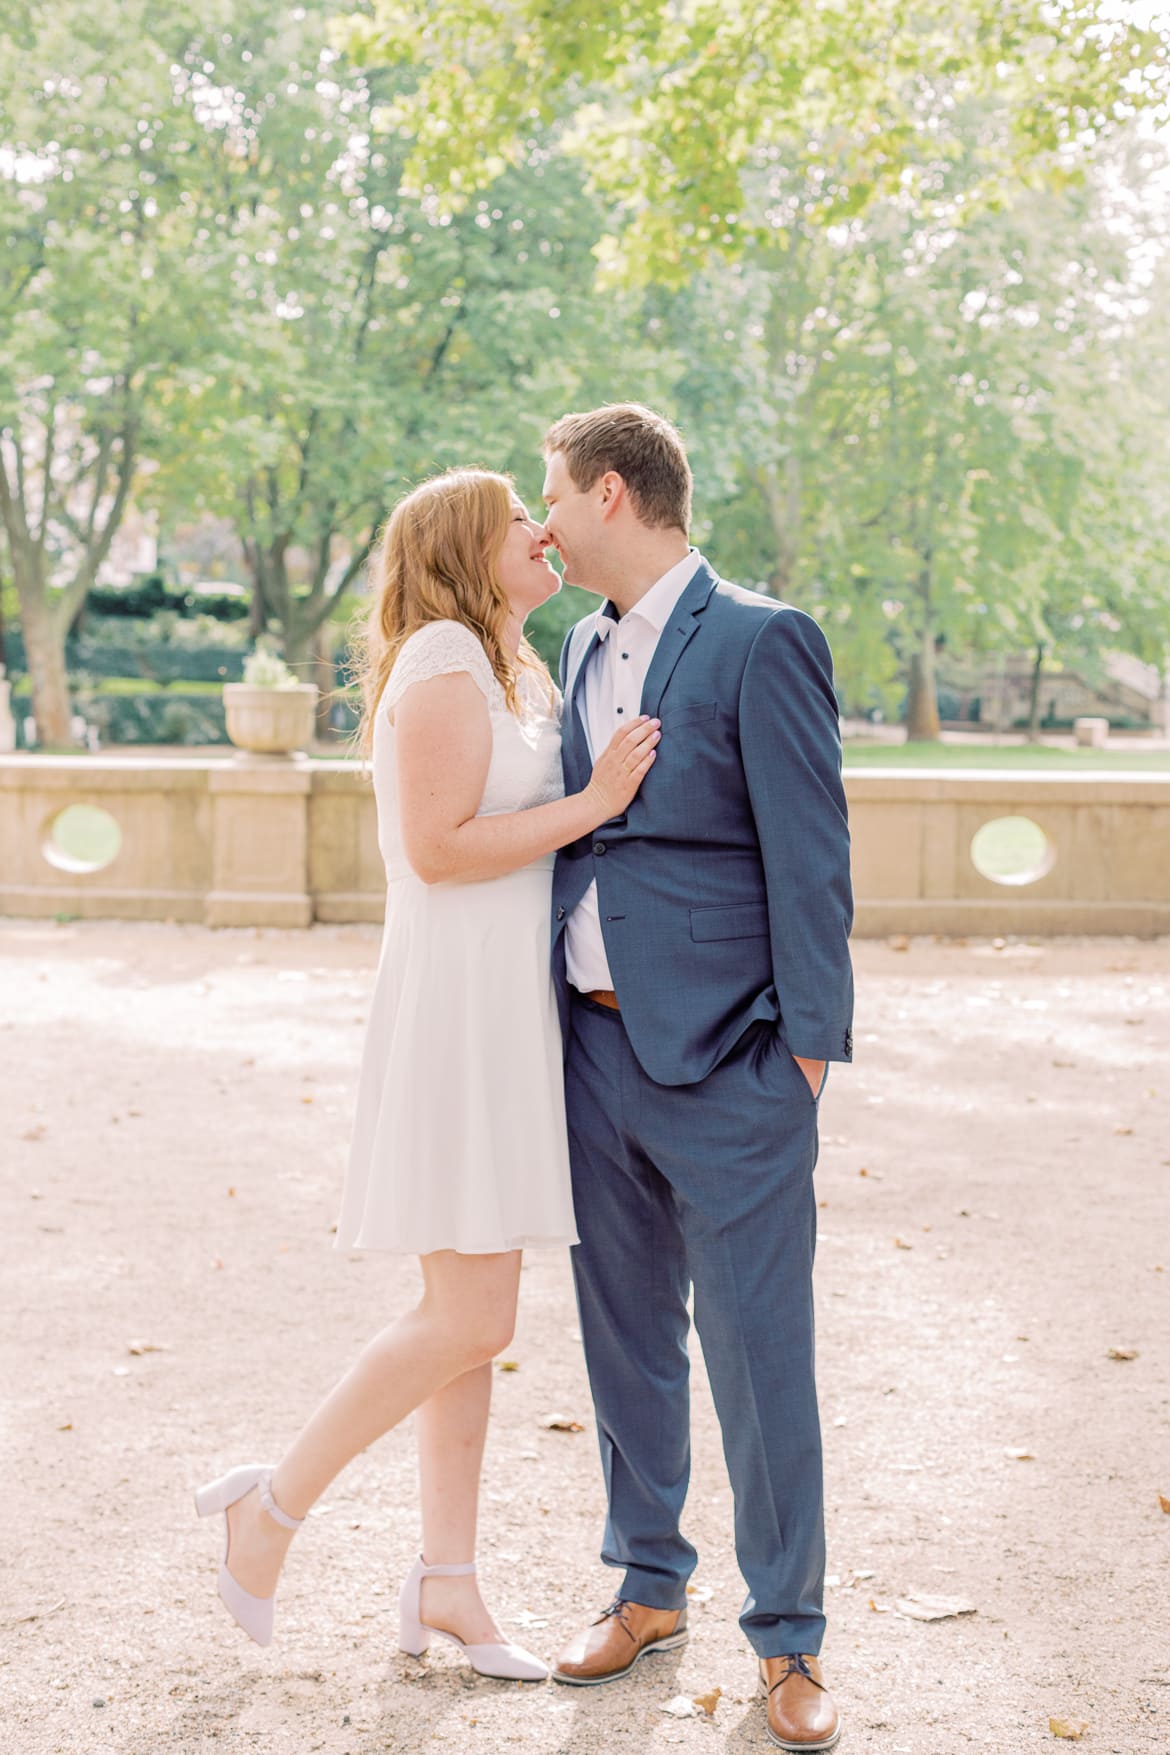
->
[225,647,319,756]
[224,682,319,755]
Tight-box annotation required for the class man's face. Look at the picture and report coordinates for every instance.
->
[541,449,606,593]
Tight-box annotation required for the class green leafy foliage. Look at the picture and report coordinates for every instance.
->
[346,0,1170,282]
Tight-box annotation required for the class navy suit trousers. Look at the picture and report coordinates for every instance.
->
[566,992,828,1657]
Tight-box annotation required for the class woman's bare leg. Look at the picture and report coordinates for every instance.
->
[415,1361,500,1643]
[223,1250,521,1601]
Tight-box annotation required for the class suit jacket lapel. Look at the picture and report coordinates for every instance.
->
[563,618,605,782]
[639,562,719,718]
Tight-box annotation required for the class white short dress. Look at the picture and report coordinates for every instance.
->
[334,620,579,1255]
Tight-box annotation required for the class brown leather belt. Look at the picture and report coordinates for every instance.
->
[582,988,620,1011]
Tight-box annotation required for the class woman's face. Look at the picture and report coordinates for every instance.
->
[497,500,560,620]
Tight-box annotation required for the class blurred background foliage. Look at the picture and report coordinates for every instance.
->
[1,0,1169,746]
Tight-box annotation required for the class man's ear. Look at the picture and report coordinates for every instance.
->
[598,470,625,521]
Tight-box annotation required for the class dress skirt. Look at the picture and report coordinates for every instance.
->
[334,855,578,1255]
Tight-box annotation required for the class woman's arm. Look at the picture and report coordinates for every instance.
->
[394,671,659,885]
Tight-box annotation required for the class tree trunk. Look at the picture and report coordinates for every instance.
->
[247,583,267,641]
[19,596,73,746]
[309,621,337,741]
[904,547,941,741]
[905,628,941,741]
[1026,642,1046,742]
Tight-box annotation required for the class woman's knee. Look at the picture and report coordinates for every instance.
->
[417,1253,519,1367]
[437,1306,514,1369]
[412,1295,515,1370]
[469,1308,515,1364]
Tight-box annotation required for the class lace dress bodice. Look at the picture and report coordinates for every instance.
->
[373,620,564,880]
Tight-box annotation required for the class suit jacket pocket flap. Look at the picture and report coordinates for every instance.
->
[658,700,717,727]
[689,902,770,942]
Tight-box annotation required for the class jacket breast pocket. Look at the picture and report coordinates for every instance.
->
[658,700,717,729]
[689,902,770,942]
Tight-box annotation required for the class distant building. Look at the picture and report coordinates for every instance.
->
[96,505,159,586]
[940,651,1166,732]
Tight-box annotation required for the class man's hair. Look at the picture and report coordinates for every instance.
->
[542,403,692,533]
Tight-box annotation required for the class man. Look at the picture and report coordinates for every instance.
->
[542,405,853,1752]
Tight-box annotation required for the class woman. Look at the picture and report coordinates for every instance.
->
[195,469,660,1680]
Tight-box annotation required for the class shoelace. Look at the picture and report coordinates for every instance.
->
[595,1597,638,1643]
[763,1653,827,1696]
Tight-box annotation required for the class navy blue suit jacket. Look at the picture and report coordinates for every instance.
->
[552,560,853,1086]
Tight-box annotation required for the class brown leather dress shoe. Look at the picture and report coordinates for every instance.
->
[552,1597,688,1685]
[759,1654,842,1751]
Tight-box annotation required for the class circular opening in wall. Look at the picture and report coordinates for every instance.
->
[43,804,122,875]
[969,815,1054,887]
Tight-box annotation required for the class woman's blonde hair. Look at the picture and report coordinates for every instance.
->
[353,468,550,755]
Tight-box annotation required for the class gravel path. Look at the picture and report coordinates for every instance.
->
[2,923,1168,1755]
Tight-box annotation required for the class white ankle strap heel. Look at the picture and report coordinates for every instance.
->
[398,1554,549,1681]
[194,1463,303,1646]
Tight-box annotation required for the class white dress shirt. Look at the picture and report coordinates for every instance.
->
[564,549,703,994]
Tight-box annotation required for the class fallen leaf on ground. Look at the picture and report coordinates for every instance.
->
[1158,1494,1170,1514]
[1004,1448,1035,1461]
[895,1593,977,1621]
[1107,1346,1138,1361]
[868,1598,892,1613]
[1049,1717,1089,1740]
[693,1687,722,1716]
[661,1696,696,1718]
[127,1340,168,1355]
[1113,1125,1134,1136]
[57,1422,72,1432]
[496,1360,520,1372]
[894,1237,913,1250]
[541,1413,584,1432]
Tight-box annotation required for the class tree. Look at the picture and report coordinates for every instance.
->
[144,8,675,692]
[345,0,1169,280]
[347,0,1170,736]
[0,0,255,741]
[640,115,1170,733]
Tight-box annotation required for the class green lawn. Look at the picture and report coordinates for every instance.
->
[842,740,1170,770]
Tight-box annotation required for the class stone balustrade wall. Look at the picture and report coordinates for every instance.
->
[2,756,1169,936]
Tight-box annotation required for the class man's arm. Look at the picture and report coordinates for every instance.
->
[739,607,854,1064]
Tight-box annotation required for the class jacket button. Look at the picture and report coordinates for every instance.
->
[555,905,565,920]
[593,841,606,856]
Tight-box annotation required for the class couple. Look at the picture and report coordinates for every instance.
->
[196,404,854,1752]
